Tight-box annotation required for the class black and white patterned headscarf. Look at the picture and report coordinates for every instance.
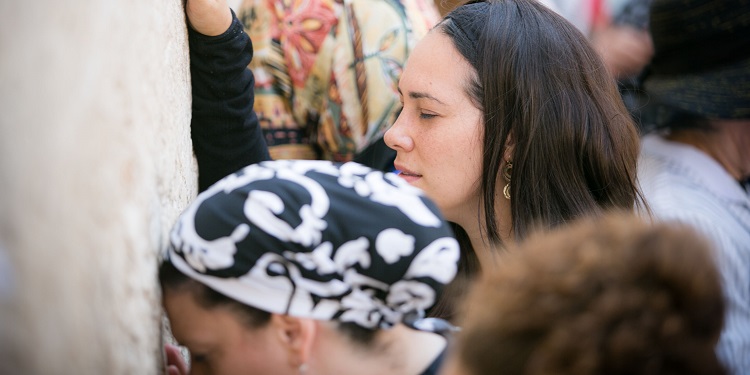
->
[164,160,460,330]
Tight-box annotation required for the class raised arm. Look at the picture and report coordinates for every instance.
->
[186,0,270,192]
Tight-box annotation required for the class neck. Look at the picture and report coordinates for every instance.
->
[666,120,750,181]
[463,224,500,269]
[450,194,513,271]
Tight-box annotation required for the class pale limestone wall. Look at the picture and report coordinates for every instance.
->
[228,0,244,11]
[0,1,196,374]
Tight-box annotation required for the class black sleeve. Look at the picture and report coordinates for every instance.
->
[188,10,271,192]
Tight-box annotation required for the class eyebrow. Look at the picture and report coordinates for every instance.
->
[398,87,446,105]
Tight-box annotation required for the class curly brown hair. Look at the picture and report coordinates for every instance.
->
[452,212,725,375]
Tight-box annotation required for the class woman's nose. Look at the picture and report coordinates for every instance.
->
[384,114,413,152]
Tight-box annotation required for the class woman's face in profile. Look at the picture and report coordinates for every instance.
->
[384,30,484,223]
[163,289,293,375]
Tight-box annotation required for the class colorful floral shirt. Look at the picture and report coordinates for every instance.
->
[237,0,440,161]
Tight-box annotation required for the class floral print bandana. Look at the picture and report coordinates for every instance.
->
[164,160,459,330]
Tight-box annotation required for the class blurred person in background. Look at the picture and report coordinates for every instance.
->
[233,0,441,171]
[592,0,653,80]
[545,0,654,128]
[544,0,609,35]
[543,0,653,82]
[637,0,750,373]
[590,0,653,129]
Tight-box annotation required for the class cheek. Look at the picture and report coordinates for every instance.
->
[429,114,483,162]
[445,117,484,180]
[243,336,289,373]
[440,138,482,186]
[215,329,290,375]
[426,118,484,213]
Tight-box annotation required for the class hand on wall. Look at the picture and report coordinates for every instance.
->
[186,0,233,36]
[165,344,189,375]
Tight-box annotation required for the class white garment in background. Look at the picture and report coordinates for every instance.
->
[639,134,750,375]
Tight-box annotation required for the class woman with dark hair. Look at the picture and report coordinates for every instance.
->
[383,0,646,317]
[161,160,460,375]
[441,213,726,375]
[188,0,646,320]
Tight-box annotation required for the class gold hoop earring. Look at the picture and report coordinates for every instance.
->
[503,161,512,200]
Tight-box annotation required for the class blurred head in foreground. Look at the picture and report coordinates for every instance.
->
[161,160,459,375]
[441,212,725,375]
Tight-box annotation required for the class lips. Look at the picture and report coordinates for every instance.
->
[394,163,422,183]
[398,170,421,177]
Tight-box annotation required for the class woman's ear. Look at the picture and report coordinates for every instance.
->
[503,132,516,162]
[270,314,317,368]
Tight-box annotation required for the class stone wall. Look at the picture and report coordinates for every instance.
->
[0,1,196,374]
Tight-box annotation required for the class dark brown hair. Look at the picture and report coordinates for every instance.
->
[453,213,726,375]
[429,0,647,319]
[159,260,272,328]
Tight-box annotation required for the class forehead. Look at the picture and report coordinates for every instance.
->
[163,289,214,343]
[163,288,244,346]
[400,30,475,99]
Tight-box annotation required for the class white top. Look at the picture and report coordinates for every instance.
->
[639,134,750,375]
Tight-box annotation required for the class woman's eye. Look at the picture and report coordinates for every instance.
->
[419,112,437,119]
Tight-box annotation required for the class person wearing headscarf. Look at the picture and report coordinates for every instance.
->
[637,0,750,373]
[160,159,459,375]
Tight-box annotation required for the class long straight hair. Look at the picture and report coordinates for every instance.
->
[429,0,648,320]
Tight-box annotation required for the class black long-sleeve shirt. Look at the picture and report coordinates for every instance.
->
[188,12,270,192]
